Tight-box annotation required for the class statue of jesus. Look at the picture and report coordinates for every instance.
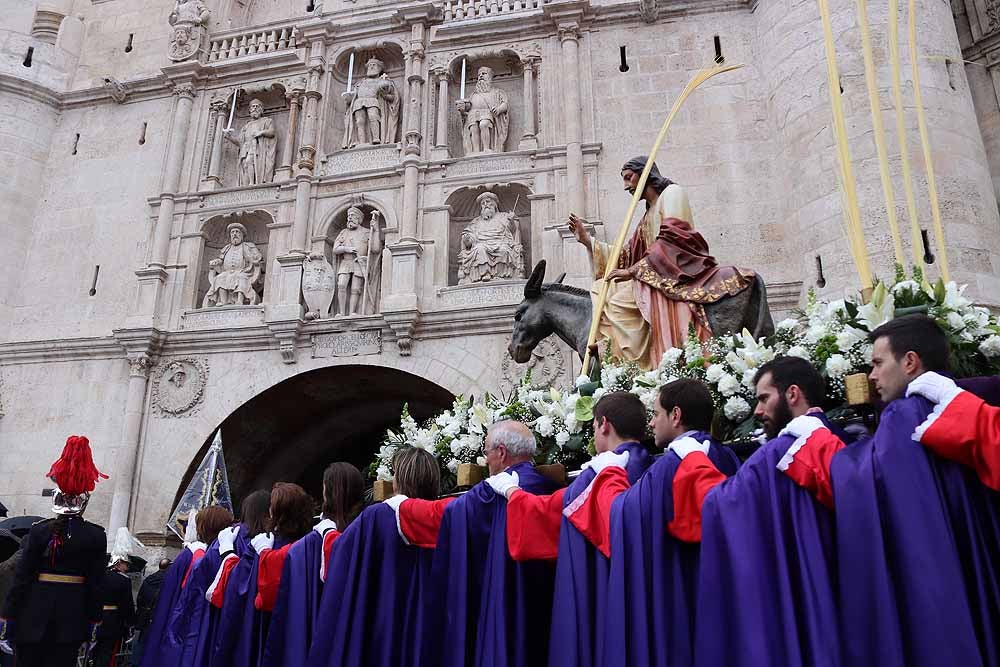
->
[568,156,755,369]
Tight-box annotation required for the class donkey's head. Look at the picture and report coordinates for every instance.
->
[508,260,565,363]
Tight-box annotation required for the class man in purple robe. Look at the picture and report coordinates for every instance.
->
[831,314,1000,666]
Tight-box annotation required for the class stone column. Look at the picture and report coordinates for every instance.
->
[291,64,324,253]
[206,96,228,185]
[519,57,539,150]
[401,34,426,240]
[107,354,152,538]
[433,67,451,157]
[276,90,302,181]
[152,83,197,267]
[558,23,586,218]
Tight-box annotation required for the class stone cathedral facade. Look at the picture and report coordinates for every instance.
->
[1,0,999,547]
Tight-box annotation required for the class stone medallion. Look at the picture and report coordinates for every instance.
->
[501,337,566,391]
[151,358,209,417]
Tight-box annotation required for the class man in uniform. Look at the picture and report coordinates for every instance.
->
[93,528,138,667]
[0,435,109,667]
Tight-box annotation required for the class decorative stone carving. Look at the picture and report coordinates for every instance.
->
[127,354,153,378]
[223,98,277,186]
[456,65,510,154]
[322,145,400,176]
[458,191,524,285]
[501,337,565,391]
[167,0,209,62]
[151,358,209,417]
[311,330,382,358]
[332,207,384,316]
[173,82,196,100]
[203,222,264,307]
[342,58,400,148]
[302,253,337,320]
[639,0,658,23]
[103,77,128,104]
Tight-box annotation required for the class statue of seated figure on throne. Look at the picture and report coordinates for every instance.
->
[458,191,524,285]
[203,222,264,307]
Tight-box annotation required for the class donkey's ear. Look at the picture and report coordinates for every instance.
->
[554,272,566,284]
[524,260,546,298]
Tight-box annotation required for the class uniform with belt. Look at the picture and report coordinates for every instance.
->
[92,567,135,667]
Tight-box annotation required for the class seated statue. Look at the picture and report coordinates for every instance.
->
[458,191,524,285]
[203,222,264,307]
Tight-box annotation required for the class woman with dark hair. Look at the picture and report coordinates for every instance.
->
[214,483,316,667]
[307,448,440,667]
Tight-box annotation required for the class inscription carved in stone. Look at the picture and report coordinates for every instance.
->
[322,145,401,176]
[181,305,265,330]
[312,330,382,357]
[446,155,531,177]
[151,357,209,417]
[436,280,525,309]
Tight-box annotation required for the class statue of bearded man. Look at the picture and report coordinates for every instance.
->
[342,57,400,148]
[458,191,524,284]
[203,222,264,307]
[455,66,510,154]
[224,98,277,186]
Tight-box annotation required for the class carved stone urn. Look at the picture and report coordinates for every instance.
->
[302,253,337,320]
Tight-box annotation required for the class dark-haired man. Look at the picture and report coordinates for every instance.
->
[561,379,739,667]
[830,314,1000,666]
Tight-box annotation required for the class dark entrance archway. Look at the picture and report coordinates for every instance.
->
[173,365,454,510]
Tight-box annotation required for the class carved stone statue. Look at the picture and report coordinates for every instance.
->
[203,222,264,307]
[302,253,337,320]
[458,191,524,285]
[332,207,384,316]
[341,58,400,148]
[455,66,510,154]
[167,0,209,62]
[223,98,277,186]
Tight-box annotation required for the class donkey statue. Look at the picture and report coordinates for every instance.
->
[508,260,774,368]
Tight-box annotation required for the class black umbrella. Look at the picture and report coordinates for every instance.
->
[0,501,7,517]
[0,515,45,538]
[0,528,21,562]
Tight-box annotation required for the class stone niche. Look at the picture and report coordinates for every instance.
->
[208,82,295,188]
[317,203,387,316]
[325,45,406,160]
[446,183,532,286]
[445,54,530,158]
[195,210,272,308]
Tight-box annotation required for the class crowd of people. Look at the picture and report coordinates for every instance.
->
[2,313,999,667]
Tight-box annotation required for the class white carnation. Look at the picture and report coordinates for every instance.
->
[825,353,852,377]
[776,318,799,331]
[891,280,921,295]
[476,456,487,467]
[593,387,607,401]
[742,368,758,388]
[412,429,437,452]
[555,430,570,447]
[534,415,555,437]
[660,348,684,368]
[945,311,966,333]
[717,373,741,396]
[376,465,392,481]
[787,345,811,360]
[575,375,590,388]
[836,326,867,352]
[449,439,464,455]
[804,325,828,344]
[979,335,1000,358]
[705,364,725,383]
[446,459,459,473]
[723,396,751,422]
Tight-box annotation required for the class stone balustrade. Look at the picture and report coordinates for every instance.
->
[442,0,549,21]
[206,24,297,63]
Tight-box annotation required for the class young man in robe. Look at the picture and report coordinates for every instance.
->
[386,420,561,667]
[262,463,364,667]
[483,392,653,667]
[306,448,441,667]
[567,157,755,369]
[552,379,739,666]
[831,314,1000,666]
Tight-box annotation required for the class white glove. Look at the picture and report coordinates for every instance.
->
[383,494,408,512]
[486,471,520,499]
[906,371,961,405]
[216,525,239,554]
[185,540,207,554]
[778,415,827,441]
[668,435,711,460]
[589,449,630,474]
[251,532,274,554]
[313,518,337,535]
[0,639,12,655]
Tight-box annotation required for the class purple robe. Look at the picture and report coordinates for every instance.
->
[139,547,193,667]
[831,395,1000,667]
[260,531,325,667]
[595,435,739,667]
[695,418,841,667]
[306,503,435,667]
[547,441,653,667]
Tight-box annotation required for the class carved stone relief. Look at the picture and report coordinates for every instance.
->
[168,0,210,62]
[203,221,264,307]
[342,57,400,148]
[224,98,278,186]
[151,358,209,417]
[456,65,510,154]
[103,77,128,104]
[501,337,565,391]
[302,253,336,320]
[457,190,524,284]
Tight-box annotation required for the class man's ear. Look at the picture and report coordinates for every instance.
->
[902,350,923,376]
[785,384,802,408]
[670,406,683,427]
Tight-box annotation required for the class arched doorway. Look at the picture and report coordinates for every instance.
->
[173,365,454,510]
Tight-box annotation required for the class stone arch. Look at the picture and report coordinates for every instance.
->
[195,209,274,307]
[445,183,532,285]
[170,364,455,512]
